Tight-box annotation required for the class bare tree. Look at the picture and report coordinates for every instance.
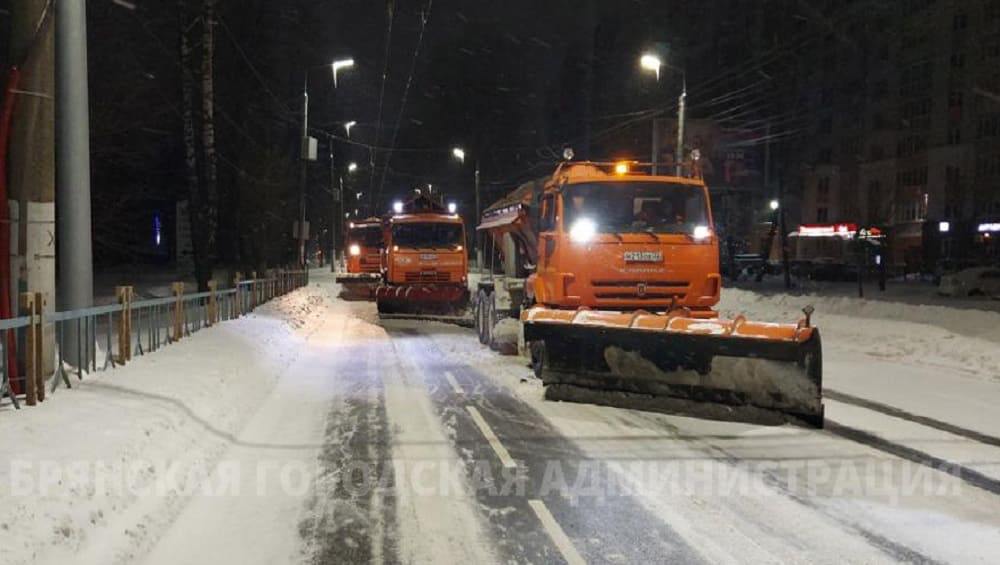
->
[178,0,217,290]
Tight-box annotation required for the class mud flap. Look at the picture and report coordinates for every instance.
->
[524,311,824,427]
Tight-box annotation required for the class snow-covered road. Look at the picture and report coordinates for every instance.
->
[2,271,999,564]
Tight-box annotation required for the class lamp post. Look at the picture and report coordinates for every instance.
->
[300,58,354,267]
[640,52,686,176]
[453,147,481,269]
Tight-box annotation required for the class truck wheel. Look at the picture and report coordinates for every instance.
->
[484,292,497,347]
[476,290,489,344]
[529,341,546,378]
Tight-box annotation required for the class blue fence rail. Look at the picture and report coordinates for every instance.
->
[0,270,309,410]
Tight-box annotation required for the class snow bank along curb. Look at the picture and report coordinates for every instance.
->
[720,288,1000,383]
[0,283,329,565]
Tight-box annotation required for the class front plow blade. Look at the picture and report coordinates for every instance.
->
[523,308,824,427]
[335,273,380,301]
[376,284,470,316]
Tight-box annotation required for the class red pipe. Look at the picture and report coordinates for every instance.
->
[0,67,22,394]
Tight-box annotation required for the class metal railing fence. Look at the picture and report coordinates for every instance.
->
[0,269,309,410]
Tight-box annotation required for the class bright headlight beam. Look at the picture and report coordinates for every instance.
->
[692,225,711,240]
[349,244,361,256]
[569,218,597,243]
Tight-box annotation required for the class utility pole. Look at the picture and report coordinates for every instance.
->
[56,0,94,363]
[651,118,660,175]
[779,176,792,289]
[675,75,687,176]
[298,75,309,266]
[10,0,56,375]
[329,134,338,272]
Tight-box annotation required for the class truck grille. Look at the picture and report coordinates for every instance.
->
[591,280,689,301]
[361,255,381,273]
[404,271,451,283]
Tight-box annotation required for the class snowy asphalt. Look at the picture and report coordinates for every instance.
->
[282,275,1000,564]
[110,272,1000,565]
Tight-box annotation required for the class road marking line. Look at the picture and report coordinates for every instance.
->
[528,499,586,565]
[466,406,516,468]
[444,371,464,395]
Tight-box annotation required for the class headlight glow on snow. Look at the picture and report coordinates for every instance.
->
[692,225,711,241]
[569,218,597,243]
[349,244,361,256]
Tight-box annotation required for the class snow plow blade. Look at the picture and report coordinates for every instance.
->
[335,273,380,301]
[376,284,470,316]
[523,307,824,427]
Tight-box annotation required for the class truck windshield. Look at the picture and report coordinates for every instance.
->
[562,181,710,235]
[392,222,463,249]
[349,225,383,247]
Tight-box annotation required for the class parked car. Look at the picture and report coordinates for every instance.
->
[938,267,1000,298]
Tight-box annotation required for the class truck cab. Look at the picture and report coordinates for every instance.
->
[345,218,384,276]
[376,194,470,314]
[533,163,720,313]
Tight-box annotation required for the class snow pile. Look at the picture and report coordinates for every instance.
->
[0,283,331,565]
[720,288,1000,383]
[490,317,521,355]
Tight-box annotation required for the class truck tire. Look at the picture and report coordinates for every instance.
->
[476,290,489,344]
[529,340,545,379]
[484,292,497,347]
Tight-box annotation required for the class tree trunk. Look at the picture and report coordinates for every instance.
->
[9,0,56,379]
[178,0,205,289]
[199,0,218,290]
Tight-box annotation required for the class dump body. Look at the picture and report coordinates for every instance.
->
[377,208,470,314]
[477,161,825,427]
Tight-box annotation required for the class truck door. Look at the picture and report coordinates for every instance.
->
[537,194,558,302]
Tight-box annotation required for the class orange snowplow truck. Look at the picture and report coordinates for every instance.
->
[376,193,470,315]
[335,217,384,300]
[476,160,824,426]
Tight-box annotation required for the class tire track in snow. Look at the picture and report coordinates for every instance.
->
[299,338,398,564]
[394,327,706,565]
[825,389,1000,449]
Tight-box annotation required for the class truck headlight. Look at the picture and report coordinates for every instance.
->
[692,225,712,241]
[349,244,361,256]
[569,218,596,243]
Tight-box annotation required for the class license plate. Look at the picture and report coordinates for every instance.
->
[623,251,663,262]
[420,254,438,261]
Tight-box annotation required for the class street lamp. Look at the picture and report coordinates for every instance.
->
[299,57,355,268]
[640,53,662,81]
[770,199,780,211]
[452,147,466,163]
[640,51,686,176]
[344,121,357,138]
[347,162,358,173]
[331,58,355,88]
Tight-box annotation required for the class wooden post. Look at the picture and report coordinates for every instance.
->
[234,273,243,317]
[19,293,36,405]
[251,271,258,310]
[116,286,133,364]
[207,280,218,326]
[18,292,45,405]
[171,282,185,342]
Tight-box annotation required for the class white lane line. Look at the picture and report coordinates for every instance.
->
[444,371,464,395]
[466,406,517,469]
[528,499,587,565]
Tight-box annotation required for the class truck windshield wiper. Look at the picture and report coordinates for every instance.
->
[640,229,660,242]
